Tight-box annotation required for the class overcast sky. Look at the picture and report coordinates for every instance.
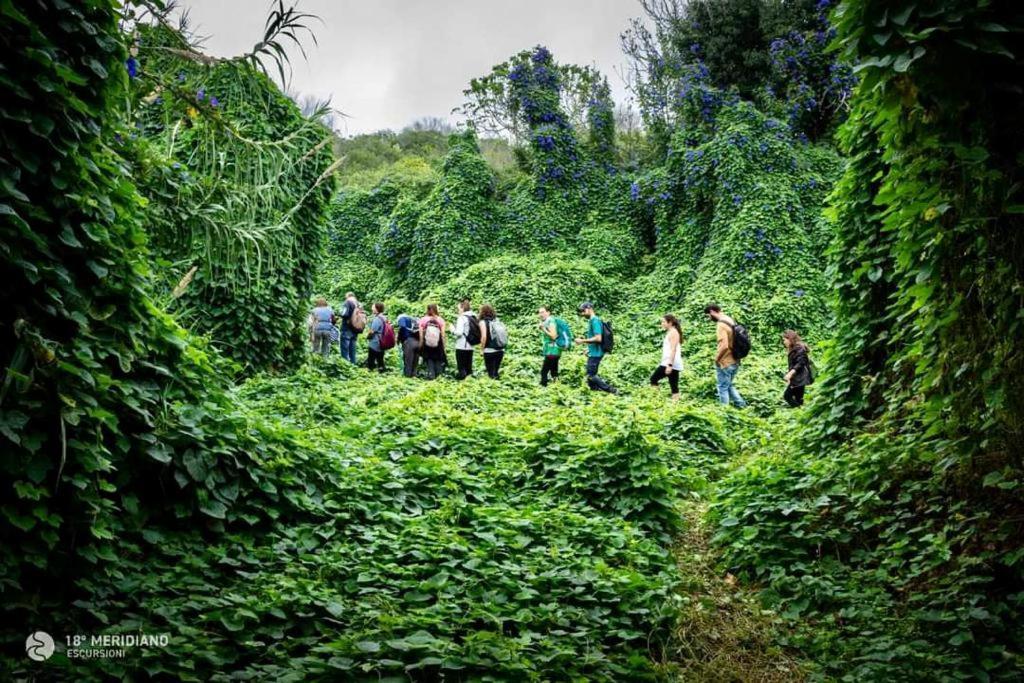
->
[178,0,644,136]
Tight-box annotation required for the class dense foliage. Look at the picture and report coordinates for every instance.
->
[3,0,1022,680]
[128,23,337,374]
[712,0,1024,679]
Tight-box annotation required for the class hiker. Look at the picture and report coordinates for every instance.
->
[309,297,335,357]
[781,330,812,407]
[396,313,420,378]
[478,304,507,379]
[453,298,479,380]
[417,304,447,380]
[538,306,561,386]
[576,302,615,393]
[704,303,747,408]
[651,314,684,400]
[365,302,392,373]
[339,291,365,365]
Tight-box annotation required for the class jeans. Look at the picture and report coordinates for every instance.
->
[366,348,385,372]
[715,363,746,407]
[455,349,474,379]
[340,331,357,365]
[650,366,679,395]
[312,330,332,357]
[586,355,602,378]
[483,351,504,379]
[540,355,560,386]
[784,384,805,407]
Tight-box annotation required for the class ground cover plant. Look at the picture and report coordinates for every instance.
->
[1,0,1022,680]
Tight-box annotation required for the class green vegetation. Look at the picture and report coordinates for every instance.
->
[2,0,1022,680]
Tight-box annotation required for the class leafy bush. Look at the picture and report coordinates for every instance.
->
[426,253,617,323]
[129,24,336,374]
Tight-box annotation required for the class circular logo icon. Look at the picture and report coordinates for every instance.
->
[26,631,55,661]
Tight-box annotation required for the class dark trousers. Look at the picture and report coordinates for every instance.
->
[455,349,474,379]
[483,351,504,379]
[402,338,419,377]
[586,355,602,377]
[367,348,385,372]
[650,365,679,394]
[784,385,805,407]
[540,355,560,386]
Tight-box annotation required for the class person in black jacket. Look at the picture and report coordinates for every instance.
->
[781,330,812,407]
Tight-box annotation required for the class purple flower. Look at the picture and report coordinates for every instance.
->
[126,57,139,79]
[794,289,805,297]
[630,181,640,201]
[196,88,205,101]
[209,96,219,108]
[177,71,186,82]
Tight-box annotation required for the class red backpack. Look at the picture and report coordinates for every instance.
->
[379,317,396,350]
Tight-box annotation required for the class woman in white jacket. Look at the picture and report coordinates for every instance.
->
[650,314,683,400]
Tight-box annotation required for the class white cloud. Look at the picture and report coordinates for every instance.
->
[176,0,643,135]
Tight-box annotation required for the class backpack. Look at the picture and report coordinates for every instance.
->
[379,317,396,350]
[486,318,508,350]
[553,317,573,349]
[600,320,614,354]
[397,316,418,343]
[463,313,481,346]
[730,322,751,360]
[424,318,442,348]
[350,304,367,333]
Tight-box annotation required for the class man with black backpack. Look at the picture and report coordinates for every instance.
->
[453,299,479,380]
[704,303,748,408]
[576,302,616,393]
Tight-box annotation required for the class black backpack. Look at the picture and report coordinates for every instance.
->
[464,313,481,346]
[600,320,614,354]
[731,322,751,360]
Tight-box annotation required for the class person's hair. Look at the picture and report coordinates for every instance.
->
[315,297,327,307]
[426,303,439,316]
[373,302,384,314]
[479,303,496,320]
[345,291,355,299]
[459,298,471,311]
[703,303,721,314]
[663,313,683,338]
[782,329,807,351]
[539,305,550,314]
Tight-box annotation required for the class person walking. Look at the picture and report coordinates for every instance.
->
[309,297,335,357]
[575,302,615,392]
[366,302,389,373]
[418,304,447,380]
[781,330,812,407]
[538,306,562,386]
[396,313,420,378]
[478,304,507,379]
[704,303,747,408]
[339,291,364,365]
[651,314,684,400]
[453,299,478,380]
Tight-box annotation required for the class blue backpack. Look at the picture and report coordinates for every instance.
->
[396,315,418,343]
